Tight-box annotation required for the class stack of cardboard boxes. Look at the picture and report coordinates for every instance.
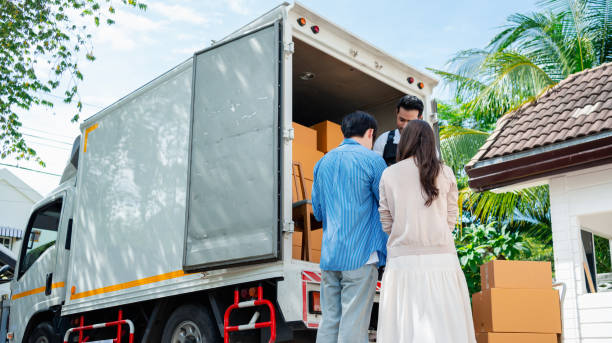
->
[472,260,562,343]
[291,120,344,263]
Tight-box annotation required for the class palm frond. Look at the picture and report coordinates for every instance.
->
[439,127,489,175]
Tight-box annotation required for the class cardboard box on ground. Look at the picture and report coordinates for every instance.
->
[481,260,553,290]
[291,121,343,263]
[472,288,561,333]
[472,260,562,338]
[475,333,557,343]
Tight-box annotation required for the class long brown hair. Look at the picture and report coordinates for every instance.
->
[397,120,442,207]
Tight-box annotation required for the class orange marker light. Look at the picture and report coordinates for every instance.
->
[71,286,76,295]
[297,17,306,26]
[418,82,425,89]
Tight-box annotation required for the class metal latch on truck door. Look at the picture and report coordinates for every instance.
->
[283,220,294,233]
[283,128,294,142]
[284,42,294,56]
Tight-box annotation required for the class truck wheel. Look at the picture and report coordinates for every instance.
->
[28,321,56,343]
[161,304,220,343]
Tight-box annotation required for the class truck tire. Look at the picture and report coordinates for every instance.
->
[161,304,220,343]
[28,321,57,343]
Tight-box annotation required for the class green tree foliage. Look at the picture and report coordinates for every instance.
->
[437,0,611,262]
[430,0,612,128]
[439,121,551,242]
[595,235,611,274]
[0,0,146,164]
[455,223,529,294]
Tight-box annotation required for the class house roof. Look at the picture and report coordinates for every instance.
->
[466,63,612,191]
[0,168,42,203]
[0,226,23,239]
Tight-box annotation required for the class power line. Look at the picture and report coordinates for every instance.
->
[22,126,77,140]
[22,133,73,146]
[39,93,104,109]
[0,162,61,177]
[25,141,71,151]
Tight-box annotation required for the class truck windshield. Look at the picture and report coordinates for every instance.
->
[19,200,62,277]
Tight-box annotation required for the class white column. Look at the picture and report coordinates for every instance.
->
[550,176,584,343]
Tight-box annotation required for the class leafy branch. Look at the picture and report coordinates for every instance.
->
[0,0,146,164]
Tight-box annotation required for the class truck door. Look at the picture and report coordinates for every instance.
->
[184,21,283,271]
[10,195,67,333]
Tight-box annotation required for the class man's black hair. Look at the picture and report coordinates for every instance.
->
[397,95,424,117]
[341,111,378,138]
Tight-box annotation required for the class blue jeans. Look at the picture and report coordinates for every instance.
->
[316,264,378,343]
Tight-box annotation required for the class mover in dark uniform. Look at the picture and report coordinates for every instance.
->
[373,95,424,166]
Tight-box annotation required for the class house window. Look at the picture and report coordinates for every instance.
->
[0,237,11,250]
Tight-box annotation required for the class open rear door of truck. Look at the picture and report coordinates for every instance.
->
[184,21,283,271]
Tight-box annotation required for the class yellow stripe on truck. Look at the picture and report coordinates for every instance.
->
[12,282,65,300]
[83,123,99,152]
[70,270,189,300]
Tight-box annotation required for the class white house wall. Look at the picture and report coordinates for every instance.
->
[549,162,612,342]
[0,169,42,255]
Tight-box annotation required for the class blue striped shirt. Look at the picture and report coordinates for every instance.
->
[312,138,388,271]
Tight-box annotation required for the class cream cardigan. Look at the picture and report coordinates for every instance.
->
[379,158,459,257]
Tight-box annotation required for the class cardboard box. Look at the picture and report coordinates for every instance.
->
[293,144,324,181]
[474,288,561,334]
[293,122,317,148]
[476,333,557,343]
[292,229,323,263]
[292,229,323,251]
[481,260,552,290]
[311,121,344,153]
[292,246,322,263]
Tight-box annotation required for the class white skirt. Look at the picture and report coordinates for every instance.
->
[377,253,476,343]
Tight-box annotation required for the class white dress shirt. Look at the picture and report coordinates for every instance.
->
[373,129,400,156]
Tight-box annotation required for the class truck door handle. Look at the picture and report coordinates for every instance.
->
[45,273,53,296]
[65,219,73,250]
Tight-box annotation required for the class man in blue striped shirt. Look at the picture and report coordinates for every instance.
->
[312,111,388,343]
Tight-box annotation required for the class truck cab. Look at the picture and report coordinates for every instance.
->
[6,144,79,341]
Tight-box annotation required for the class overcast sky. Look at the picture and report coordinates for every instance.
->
[3,0,539,195]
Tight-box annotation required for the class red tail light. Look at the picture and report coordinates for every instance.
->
[311,25,320,34]
[308,291,322,314]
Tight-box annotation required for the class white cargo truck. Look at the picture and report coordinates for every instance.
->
[1,3,437,342]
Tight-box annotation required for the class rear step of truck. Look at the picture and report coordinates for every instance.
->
[63,310,134,343]
[224,284,277,343]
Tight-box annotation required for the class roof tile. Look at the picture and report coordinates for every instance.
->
[478,62,612,161]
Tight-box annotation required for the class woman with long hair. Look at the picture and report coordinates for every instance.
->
[376,120,476,342]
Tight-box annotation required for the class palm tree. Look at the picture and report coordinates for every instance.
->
[432,0,612,128]
[439,125,550,240]
[434,0,611,239]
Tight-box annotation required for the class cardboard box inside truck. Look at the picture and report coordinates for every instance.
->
[472,288,561,334]
[311,120,344,153]
[480,260,553,290]
[476,333,558,343]
[292,143,324,181]
[293,122,318,148]
[292,229,323,262]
